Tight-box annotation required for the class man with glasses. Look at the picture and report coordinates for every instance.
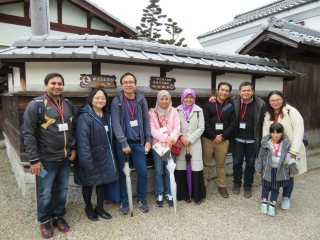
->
[111,72,151,214]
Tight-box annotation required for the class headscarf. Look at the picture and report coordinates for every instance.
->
[181,88,196,120]
[154,90,172,122]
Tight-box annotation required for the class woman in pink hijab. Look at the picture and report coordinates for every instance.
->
[175,89,206,204]
[149,90,181,207]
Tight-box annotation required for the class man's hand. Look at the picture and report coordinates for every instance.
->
[68,149,77,161]
[212,134,222,144]
[30,162,42,176]
[209,96,216,103]
[122,146,131,154]
[144,142,151,153]
[180,136,191,146]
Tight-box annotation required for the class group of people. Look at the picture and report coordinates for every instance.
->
[22,72,307,238]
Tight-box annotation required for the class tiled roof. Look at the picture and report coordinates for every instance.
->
[0,34,298,78]
[237,17,320,52]
[198,0,317,39]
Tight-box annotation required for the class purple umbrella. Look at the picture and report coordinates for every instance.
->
[186,145,192,202]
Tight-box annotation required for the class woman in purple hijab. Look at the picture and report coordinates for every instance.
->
[175,89,206,204]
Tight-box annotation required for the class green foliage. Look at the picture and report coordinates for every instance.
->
[136,0,187,47]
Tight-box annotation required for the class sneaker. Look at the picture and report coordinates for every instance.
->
[260,203,268,214]
[137,200,149,213]
[155,194,164,207]
[39,221,53,238]
[119,202,129,215]
[165,194,174,207]
[52,217,70,233]
[281,197,291,210]
[268,205,276,217]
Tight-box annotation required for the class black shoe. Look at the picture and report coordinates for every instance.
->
[52,217,70,233]
[155,194,164,207]
[94,207,112,219]
[39,221,53,238]
[165,194,174,207]
[85,207,98,221]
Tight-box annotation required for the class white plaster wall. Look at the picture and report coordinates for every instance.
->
[11,67,21,92]
[0,2,24,16]
[62,0,86,28]
[216,73,251,92]
[25,62,92,92]
[49,0,58,23]
[101,63,159,86]
[255,76,283,92]
[304,15,320,31]
[166,69,211,89]
[0,23,33,45]
[91,18,113,32]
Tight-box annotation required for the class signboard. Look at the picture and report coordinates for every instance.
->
[80,74,117,88]
[150,76,176,90]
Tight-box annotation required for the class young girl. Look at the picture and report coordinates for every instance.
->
[255,122,297,217]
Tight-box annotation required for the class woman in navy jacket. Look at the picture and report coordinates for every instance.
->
[74,88,118,221]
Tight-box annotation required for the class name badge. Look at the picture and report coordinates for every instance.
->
[104,125,109,132]
[239,122,246,129]
[58,123,68,132]
[215,123,223,130]
[272,156,280,164]
[130,120,138,127]
[160,126,168,134]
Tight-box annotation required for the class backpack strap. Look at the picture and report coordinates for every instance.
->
[34,96,46,125]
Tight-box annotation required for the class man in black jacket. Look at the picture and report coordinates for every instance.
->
[22,73,76,238]
[202,82,236,198]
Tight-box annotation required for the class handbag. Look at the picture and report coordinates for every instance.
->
[171,137,183,156]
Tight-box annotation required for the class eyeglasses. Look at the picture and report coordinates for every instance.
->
[122,81,135,85]
[269,99,282,103]
[93,97,106,101]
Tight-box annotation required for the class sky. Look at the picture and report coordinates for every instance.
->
[90,0,276,48]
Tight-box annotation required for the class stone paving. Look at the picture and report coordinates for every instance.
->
[0,144,319,240]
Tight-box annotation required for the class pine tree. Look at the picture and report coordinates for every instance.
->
[136,0,187,47]
[136,0,167,42]
[160,18,187,47]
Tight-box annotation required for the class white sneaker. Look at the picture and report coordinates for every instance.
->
[281,197,291,210]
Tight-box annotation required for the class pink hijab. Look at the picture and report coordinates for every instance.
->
[181,88,196,120]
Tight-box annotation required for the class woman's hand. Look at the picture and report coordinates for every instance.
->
[209,96,216,103]
[180,136,191,146]
[166,136,175,148]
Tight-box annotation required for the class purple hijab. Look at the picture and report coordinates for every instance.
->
[181,88,196,120]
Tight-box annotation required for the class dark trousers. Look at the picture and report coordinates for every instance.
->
[232,140,256,189]
[261,185,279,204]
[282,177,294,198]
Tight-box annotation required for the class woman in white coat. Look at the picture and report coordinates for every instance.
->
[175,88,206,204]
[263,90,306,210]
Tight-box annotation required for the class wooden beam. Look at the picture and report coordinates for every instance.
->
[92,61,100,75]
[23,0,29,18]
[57,0,62,24]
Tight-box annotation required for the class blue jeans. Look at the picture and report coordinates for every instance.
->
[38,160,70,223]
[282,177,294,198]
[115,143,147,204]
[232,140,256,189]
[152,149,176,196]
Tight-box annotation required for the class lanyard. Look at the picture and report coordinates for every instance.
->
[215,101,226,123]
[124,96,136,120]
[45,95,65,122]
[272,141,281,156]
[240,99,248,121]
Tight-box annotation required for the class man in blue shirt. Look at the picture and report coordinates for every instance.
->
[111,72,152,214]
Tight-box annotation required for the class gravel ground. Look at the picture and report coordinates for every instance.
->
[0,147,320,240]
